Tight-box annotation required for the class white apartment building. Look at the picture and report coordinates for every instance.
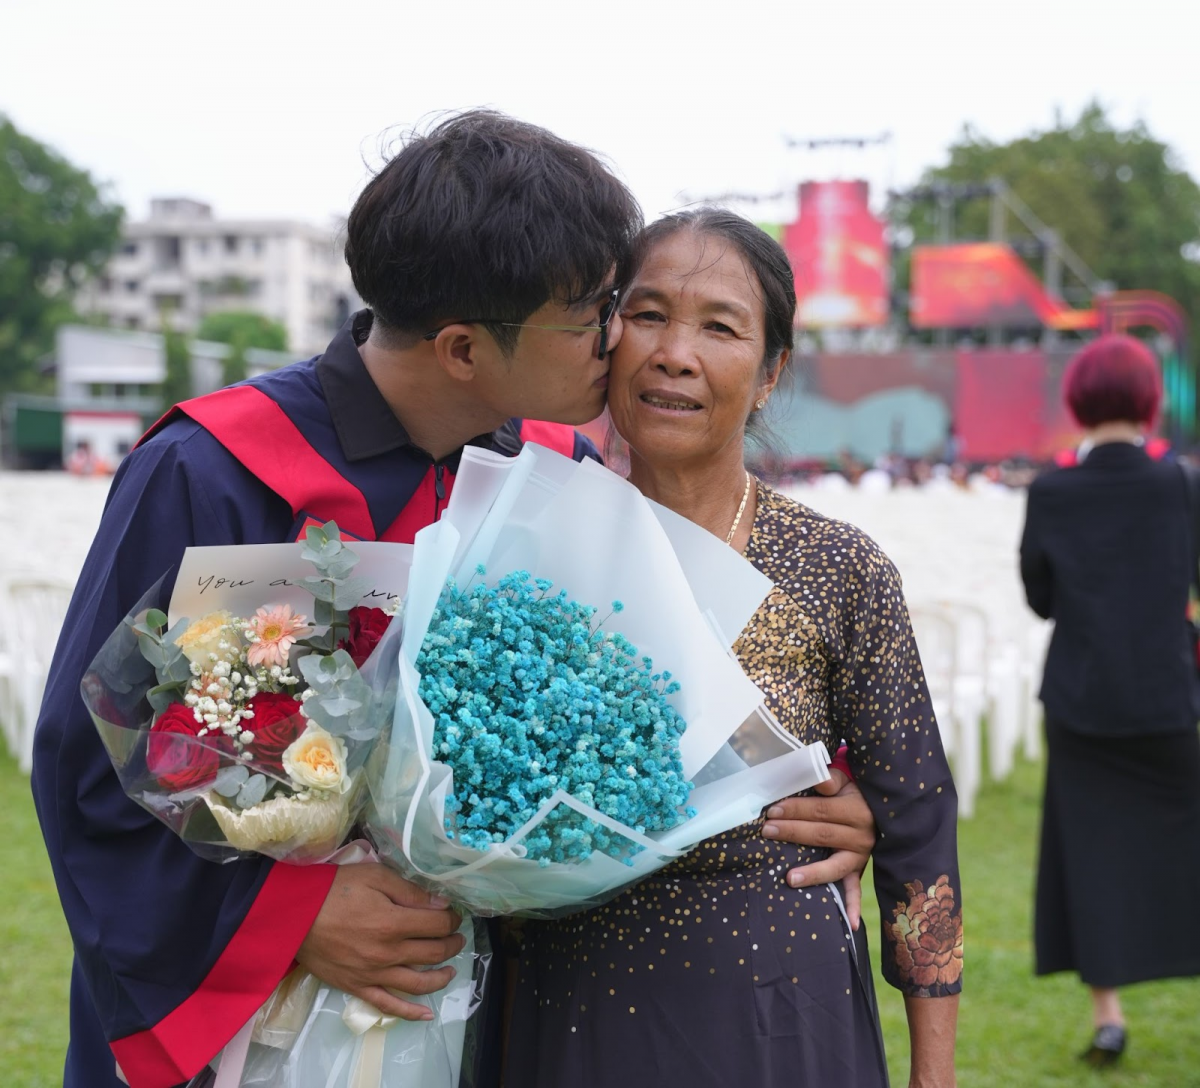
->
[81,198,360,357]
[47,324,295,468]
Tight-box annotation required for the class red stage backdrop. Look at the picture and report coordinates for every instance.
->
[783,181,888,328]
[910,243,1098,330]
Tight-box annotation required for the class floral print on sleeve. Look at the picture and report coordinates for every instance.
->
[890,875,964,994]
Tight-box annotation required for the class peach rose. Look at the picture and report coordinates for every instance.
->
[175,610,242,668]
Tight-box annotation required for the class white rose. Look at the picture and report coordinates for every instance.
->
[282,725,351,794]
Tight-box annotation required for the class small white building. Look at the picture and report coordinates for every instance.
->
[48,324,294,469]
[80,198,359,357]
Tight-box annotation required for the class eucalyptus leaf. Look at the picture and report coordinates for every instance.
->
[145,608,168,631]
[304,522,333,548]
[314,694,363,717]
[331,576,374,609]
[322,550,359,579]
[163,651,193,684]
[300,654,335,684]
[138,639,167,670]
[146,687,179,714]
[214,764,250,797]
[236,773,268,808]
[165,617,192,645]
[300,630,332,654]
[313,597,334,626]
[300,576,336,603]
[179,800,227,844]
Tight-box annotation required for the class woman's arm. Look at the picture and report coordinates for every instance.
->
[906,993,959,1088]
[828,539,962,1073]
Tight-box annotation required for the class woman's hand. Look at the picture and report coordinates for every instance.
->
[761,770,876,930]
[296,863,465,1021]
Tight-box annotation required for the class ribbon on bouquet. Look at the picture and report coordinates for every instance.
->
[214,840,402,1088]
[342,996,400,1088]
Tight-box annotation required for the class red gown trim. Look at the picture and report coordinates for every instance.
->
[109,862,337,1088]
[518,418,579,458]
[148,386,377,540]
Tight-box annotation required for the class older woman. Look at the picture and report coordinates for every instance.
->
[505,209,962,1087]
[1020,335,1200,1068]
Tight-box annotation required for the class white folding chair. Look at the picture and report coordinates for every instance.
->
[1020,619,1052,760]
[6,575,76,772]
[908,605,978,816]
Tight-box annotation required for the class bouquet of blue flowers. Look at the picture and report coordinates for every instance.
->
[364,444,832,917]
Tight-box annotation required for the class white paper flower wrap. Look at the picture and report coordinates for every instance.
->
[365,443,831,917]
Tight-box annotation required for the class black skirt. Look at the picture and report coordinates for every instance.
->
[1036,718,1200,987]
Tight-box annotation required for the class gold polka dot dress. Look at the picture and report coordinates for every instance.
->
[504,483,962,1087]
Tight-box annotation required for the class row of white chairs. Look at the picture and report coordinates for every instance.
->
[908,598,1050,817]
[0,573,77,772]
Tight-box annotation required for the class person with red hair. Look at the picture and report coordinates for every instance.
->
[1020,334,1200,1069]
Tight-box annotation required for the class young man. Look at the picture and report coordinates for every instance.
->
[30,110,640,1088]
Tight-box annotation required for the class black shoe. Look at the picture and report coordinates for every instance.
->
[1080,1024,1126,1068]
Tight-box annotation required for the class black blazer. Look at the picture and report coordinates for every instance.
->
[1020,441,1199,736]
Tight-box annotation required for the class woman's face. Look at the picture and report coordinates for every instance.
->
[608,230,780,470]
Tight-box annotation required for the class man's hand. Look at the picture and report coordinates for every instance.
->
[296,863,465,1021]
[761,770,876,930]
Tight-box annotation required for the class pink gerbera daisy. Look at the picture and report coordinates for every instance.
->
[246,604,311,668]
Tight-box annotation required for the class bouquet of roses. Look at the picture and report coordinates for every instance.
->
[84,522,399,863]
[84,524,488,1088]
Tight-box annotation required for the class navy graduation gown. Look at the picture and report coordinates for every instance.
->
[31,334,595,1087]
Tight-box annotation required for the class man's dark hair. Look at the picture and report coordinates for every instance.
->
[345,110,643,353]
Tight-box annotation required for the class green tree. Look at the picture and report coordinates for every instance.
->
[160,320,192,409]
[220,336,249,388]
[0,115,123,395]
[195,310,289,389]
[893,103,1200,330]
[195,310,288,352]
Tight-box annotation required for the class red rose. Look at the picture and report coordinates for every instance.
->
[244,691,306,776]
[146,703,221,793]
[337,606,392,667]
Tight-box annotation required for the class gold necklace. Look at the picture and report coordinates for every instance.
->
[725,471,753,545]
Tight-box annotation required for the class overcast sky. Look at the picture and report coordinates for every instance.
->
[4,0,1199,231]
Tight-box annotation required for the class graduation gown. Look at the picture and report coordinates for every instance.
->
[30,312,595,1088]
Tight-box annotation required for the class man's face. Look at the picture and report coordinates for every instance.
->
[472,288,624,426]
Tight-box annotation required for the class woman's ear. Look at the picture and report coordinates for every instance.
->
[758,348,788,404]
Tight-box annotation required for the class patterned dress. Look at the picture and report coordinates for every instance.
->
[504,483,962,1087]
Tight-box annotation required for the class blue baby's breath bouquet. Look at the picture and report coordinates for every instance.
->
[363,444,833,920]
[419,568,694,865]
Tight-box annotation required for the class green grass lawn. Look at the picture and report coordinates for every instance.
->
[1,750,73,1087]
[864,753,1200,1087]
[3,746,1198,1086]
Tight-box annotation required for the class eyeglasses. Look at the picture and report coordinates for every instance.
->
[421,289,621,359]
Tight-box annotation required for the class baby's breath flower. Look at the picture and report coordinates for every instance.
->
[417,570,692,865]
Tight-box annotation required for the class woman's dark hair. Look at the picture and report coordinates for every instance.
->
[345,110,643,353]
[1063,334,1162,427]
[633,206,796,381]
